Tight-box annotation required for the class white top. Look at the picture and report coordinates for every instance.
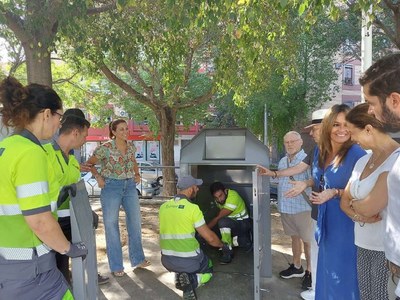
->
[349,148,400,251]
[387,151,400,267]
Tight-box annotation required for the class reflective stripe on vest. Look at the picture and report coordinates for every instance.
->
[229,208,249,221]
[0,200,58,216]
[0,244,52,260]
[16,181,49,199]
[160,233,194,240]
[57,209,70,218]
[161,249,199,258]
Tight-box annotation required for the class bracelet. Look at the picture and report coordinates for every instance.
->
[272,171,277,179]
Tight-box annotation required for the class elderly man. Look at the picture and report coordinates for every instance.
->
[159,175,232,300]
[259,109,327,299]
[277,131,312,283]
[352,53,400,300]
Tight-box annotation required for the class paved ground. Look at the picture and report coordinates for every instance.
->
[89,198,306,300]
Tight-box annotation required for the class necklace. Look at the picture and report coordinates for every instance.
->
[368,152,383,169]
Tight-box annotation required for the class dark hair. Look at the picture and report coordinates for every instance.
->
[346,103,385,133]
[59,115,91,135]
[210,182,225,195]
[109,119,127,139]
[359,53,400,105]
[62,108,90,128]
[0,77,62,130]
[318,104,354,168]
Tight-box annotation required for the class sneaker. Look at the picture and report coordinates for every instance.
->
[301,270,312,290]
[98,273,109,285]
[279,264,305,279]
[177,272,197,300]
[300,289,315,300]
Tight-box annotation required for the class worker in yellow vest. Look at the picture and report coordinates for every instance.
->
[159,175,232,300]
[43,108,109,285]
[0,77,87,299]
[208,182,252,264]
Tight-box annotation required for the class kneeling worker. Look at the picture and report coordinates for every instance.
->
[159,176,232,300]
[208,182,252,264]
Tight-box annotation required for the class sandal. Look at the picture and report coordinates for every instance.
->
[133,259,151,270]
[112,270,125,277]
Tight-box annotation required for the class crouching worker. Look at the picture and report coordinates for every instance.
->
[159,176,232,300]
[208,182,252,264]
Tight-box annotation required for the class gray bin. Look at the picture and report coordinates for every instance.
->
[180,128,272,300]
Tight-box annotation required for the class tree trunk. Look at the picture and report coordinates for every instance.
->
[23,43,52,86]
[159,106,177,197]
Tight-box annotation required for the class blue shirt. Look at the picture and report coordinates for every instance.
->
[277,149,311,214]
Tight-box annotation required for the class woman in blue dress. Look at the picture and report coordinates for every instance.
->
[310,104,366,300]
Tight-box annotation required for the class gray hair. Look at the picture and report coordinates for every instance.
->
[284,131,302,140]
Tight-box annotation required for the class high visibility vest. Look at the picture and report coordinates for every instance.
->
[44,142,80,218]
[159,196,205,258]
[217,189,249,220]
[0,131,58,262]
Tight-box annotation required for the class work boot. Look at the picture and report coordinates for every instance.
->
[177,272,197,300]
[220,243,233,264]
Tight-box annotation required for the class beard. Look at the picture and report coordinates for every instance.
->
[382,105,400,132]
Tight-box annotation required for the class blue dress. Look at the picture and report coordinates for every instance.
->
[312,144,366,300]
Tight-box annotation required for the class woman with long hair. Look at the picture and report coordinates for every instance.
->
[341,103,400,299]
[0,77,86,299]
[310,104,366,299]
[86,119,150,277]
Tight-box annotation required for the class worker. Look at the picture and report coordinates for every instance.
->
[44,108,109,285]
[208,182,252,264]
[0,77,87,299]
[159,175,232,300]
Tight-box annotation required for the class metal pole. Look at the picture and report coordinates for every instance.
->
[264,104,268,145]
[361,6,373,102]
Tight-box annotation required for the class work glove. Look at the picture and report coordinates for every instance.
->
[65,242,88,259]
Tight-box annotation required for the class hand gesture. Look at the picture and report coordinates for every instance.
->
[284,180,307,198]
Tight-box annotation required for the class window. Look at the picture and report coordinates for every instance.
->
[343,65,353,85]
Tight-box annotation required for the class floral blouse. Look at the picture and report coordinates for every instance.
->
[93,140,137,179]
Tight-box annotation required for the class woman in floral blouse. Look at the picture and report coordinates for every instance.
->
[86,119,150,277]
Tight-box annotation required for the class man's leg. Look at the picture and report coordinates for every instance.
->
[292,236,302,268]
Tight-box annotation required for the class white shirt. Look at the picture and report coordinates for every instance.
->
[387,151,400,268]
[349,149,400,251]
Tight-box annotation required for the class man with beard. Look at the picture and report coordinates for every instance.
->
[159,175,232,300]
[358,53,400,300]
[208,182,252,264]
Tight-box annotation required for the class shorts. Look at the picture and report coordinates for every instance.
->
[280,211,313,243]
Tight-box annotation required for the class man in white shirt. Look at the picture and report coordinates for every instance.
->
[359,53,400,300]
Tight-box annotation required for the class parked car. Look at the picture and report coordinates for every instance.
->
[137,161,178,187]
[81,172,160,199]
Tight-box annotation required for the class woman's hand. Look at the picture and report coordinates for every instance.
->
[285,181,307,198]
[363,214,382,224]
[134,173,141,184]
[96,176,105,188]
[310,189,336,205]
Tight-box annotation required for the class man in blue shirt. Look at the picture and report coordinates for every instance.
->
[277,131,312,283]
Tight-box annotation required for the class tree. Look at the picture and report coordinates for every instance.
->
[63,2,219,195]
[0,0,116,86]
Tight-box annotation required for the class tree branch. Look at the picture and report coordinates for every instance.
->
[99,62,158,110]
[373,13,399,48]
[52,72,79,85]
[0,5,30,43]
[124,65,154,98]
[176,89,213,109]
